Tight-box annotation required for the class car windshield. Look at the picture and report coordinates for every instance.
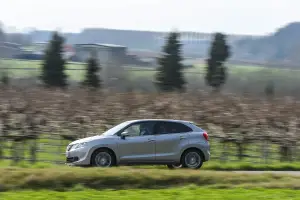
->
[101,121,131,136]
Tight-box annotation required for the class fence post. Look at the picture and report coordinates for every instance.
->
[261,140,269,164]
[21,140,25,164]
[0,137,3,160]
[220,139,229,163]
[11,140,19,166]
[57,135,63,164]
[30,139,37,164]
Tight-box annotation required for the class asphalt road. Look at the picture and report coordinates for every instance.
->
[232,171,300,176]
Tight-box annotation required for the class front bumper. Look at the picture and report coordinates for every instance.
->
[65,146,91,166]
[66,156,79,163]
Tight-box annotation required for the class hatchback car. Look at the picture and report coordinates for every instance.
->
[65,119,210,169]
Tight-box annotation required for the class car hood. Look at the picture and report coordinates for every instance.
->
[69,134,110,145]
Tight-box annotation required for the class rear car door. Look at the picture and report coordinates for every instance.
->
[154,121,192,162]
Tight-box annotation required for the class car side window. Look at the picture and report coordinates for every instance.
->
[154,122,192,135]
[122,122,155,137]
[123,124,140,137]
[169,122,193,133]
[154,122,168,135]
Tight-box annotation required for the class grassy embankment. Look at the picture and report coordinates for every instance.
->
[0,167,299,191]
[0,167,300,199]
[1,160,300,171]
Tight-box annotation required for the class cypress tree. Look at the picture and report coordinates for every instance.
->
[155,31,185,92]
[82,53,101,89]
[205,33,230,91]
[41,32,67,88]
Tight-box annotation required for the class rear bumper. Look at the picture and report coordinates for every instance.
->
[203,150,210,161]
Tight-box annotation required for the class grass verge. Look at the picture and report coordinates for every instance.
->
[1,187,300,200]
[2,160,300,171]
[0,167,299,191]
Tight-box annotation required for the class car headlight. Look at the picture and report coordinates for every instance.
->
[72,142,88,150]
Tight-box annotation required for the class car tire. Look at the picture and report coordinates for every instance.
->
[181,149,203,169]
[91,149,116,167]
[167,164,182,169]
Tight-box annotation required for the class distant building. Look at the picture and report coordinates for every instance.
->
[32,42,48,54]
[74,43,127,85]
[32,42,75,60]
[0,42,22,58]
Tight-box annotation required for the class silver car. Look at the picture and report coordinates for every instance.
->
[65,119,210,169]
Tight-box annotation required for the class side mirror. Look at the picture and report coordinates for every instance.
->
[120,131,129,139]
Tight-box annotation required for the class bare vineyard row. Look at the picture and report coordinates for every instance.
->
[0,87,299,163]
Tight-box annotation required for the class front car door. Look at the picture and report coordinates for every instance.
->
[154,121,192,162]
[117,121,156,163]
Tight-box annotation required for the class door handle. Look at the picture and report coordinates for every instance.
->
[180,136,186,140]
[147,139,155,142]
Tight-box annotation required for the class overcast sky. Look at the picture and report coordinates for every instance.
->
[0,0,298,35]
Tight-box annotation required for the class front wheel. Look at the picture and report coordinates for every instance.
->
[91,149,116,167]
[181,150,203,169]
[167,163,182,169]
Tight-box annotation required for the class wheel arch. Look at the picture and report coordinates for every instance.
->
[180,147,205,162]
[90,147,117,165]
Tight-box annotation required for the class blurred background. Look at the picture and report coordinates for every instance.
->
[0,0,299,168]
[0,0,299,199]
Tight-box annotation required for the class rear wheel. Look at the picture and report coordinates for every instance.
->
[91,149,116,167]
[181,149,203,169]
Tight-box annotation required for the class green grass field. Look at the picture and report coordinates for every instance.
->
[1,59,300,82]
[1,59,300,94]
[1,58,299,96]
[2,188,300,200]
[0,59,85,81]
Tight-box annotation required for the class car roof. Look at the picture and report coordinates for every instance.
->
[125,119,194,124]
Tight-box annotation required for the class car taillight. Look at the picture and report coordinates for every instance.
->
[203,132,209,141]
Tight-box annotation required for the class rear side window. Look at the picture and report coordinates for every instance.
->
[189,122,204,132]
[155,122,192,134]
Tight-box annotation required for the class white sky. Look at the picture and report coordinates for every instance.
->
[0,0,298,35]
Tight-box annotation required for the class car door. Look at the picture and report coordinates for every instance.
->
[154,121,192,162]
[117,121,156,163]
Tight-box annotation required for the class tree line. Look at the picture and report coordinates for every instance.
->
[39,31,231,91]
[40,32,101,89]
[155,31,230,92]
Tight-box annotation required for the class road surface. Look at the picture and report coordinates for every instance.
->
[232,171,300,176]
